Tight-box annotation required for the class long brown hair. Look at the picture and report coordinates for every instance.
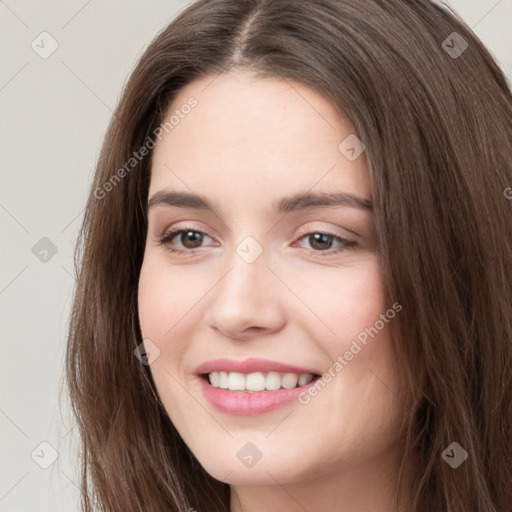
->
[64,1,512,510]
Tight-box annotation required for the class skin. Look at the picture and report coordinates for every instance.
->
[137,70,409,512]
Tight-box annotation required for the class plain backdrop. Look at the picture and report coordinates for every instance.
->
[0,1,511,510]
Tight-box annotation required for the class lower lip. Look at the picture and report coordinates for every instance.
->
[199,377,318,415]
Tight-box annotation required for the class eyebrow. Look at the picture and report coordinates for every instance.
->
[147,190,373,214]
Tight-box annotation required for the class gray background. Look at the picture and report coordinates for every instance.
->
[1,1,510,510]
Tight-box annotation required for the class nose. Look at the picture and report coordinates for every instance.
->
[207,245,286,341]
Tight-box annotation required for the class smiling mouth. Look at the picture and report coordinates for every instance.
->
[202,371,321,392]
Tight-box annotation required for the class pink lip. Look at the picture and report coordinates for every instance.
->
[196,358,320,415]
[195,357,318,375]
[199,379,318,415]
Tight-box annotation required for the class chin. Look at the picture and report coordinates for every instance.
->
[190,439,315,486]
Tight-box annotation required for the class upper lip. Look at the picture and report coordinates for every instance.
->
[196,357,320,376]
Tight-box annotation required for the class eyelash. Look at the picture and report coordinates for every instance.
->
[156,224,357,256]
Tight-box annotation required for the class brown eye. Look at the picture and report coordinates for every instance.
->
[158,228,214,253]
[307,233,335,251]
[176,230,204,249]
[294,230,357,256]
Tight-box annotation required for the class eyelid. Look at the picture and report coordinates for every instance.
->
[157,220,215,239]
[156,221,217,249]
[294,222,358,241]
[159,221,356,242]
[292,226,357,255]
[156,221,358,257]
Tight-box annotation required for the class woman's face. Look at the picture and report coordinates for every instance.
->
[138,70,404,488]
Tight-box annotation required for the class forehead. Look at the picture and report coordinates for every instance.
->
[149,71,371,205]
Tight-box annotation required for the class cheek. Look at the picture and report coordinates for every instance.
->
[283,255,387,352]
[137,278,189,407]
[138,271,170,345]
[331,263,385,338]
[291,257,401,413]
[318,260,399,395]
[137,255,200,353]
[137,261,198,407]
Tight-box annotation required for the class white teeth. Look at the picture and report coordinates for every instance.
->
[298,373,314,386]
[208,371,316,391]
[218,371,229,389]
[209,372,220,387]
[245,372,266,391]
[228,372,245,391]
[265,371,281,391]
[281,373,298,389]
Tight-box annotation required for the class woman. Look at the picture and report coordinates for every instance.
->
[65,1,512,511]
